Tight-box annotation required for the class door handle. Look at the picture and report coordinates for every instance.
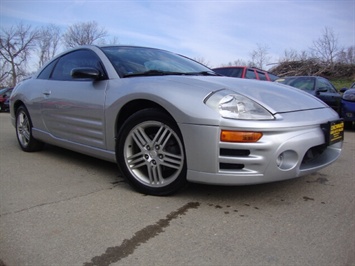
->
[43,90,51,96]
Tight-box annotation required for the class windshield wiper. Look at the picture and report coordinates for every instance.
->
[123,70,186,78]
[184,71,218,76]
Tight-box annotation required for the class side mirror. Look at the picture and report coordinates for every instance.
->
[340,88,348,93]
[316,87,327,95]
[71,67,102,80]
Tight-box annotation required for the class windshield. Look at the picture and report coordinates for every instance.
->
[289,77,315,91]
[101,46,212,77]
[277,77,315,91]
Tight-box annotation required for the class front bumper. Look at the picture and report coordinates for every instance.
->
[341,102,355,122]
[180,121,342,186]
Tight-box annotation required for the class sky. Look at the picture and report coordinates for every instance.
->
[1,0,354,69]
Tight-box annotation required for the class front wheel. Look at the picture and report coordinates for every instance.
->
[15,105,44,152]
[117,109,187,195]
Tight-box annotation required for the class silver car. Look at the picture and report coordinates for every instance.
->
[10,46,344,195]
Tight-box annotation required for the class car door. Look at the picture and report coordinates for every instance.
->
[40,49,108,149]
[316,77,341,113]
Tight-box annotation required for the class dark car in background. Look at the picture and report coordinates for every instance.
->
[340,82,355,127]
[213,66,278,81]
[0,87,13,112]
[275,76,341,114]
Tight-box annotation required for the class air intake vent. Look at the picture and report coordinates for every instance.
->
[220,149,250,157]
[220,163,245,170]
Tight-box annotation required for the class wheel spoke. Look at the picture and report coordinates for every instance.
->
[132,126,151,148]
[127,152,146,169]
[147,165,164,185]
[22,127,30,142]
[22,115,29,127]
[153,126,171,147]
[160,152,183,169]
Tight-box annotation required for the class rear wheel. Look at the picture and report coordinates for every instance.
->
[15,105,44,152]
[117,109,187,195]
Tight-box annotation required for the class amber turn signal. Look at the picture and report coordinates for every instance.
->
[220,130,263,143]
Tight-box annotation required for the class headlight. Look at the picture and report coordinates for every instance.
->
[343,91,355,101]
[205,90,274,120]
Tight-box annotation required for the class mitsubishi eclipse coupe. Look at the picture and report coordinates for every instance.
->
[10,45,344,195]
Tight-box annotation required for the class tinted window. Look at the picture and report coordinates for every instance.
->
[51,50,104,81]
[257,71,267,80]
[268,73,279,81]
[213,68,233,76]
[229,68,244,78]
[37,59,58,79]
[289,77,315,91]
[317,77,337,93]
[245,69,257,79]
[214,68,244,78]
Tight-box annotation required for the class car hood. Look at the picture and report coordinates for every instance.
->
[166,76,328,114]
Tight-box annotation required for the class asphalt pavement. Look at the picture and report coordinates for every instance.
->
[0,112,354,266]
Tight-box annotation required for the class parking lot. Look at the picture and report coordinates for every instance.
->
[0,112,354,266]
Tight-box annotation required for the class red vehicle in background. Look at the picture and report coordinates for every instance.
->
[213,66,278,81]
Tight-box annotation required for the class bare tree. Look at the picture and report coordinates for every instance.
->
[222,59,249,67]
[311,27,339,67]
[337,46,355,64]
[0,23,40,87]
[280,48,299,62]
[249,43,270,69]
[298,50,310,61]
[62,21,107,48]
[97,36,120,45]
[37,24,61,68]
[193,57,211,68]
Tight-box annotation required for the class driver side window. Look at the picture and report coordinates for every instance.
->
[317,78,333,93]
[51,50,105,81]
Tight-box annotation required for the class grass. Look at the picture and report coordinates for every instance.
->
[331,79,354,90]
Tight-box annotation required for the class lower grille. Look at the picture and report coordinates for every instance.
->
[220,163,245,170]
[302,144,327,164]
[219,148,250,171]
[220,149,250,156]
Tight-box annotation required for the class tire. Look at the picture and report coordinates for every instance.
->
[117,108,187,195]
[15,105,44,152]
